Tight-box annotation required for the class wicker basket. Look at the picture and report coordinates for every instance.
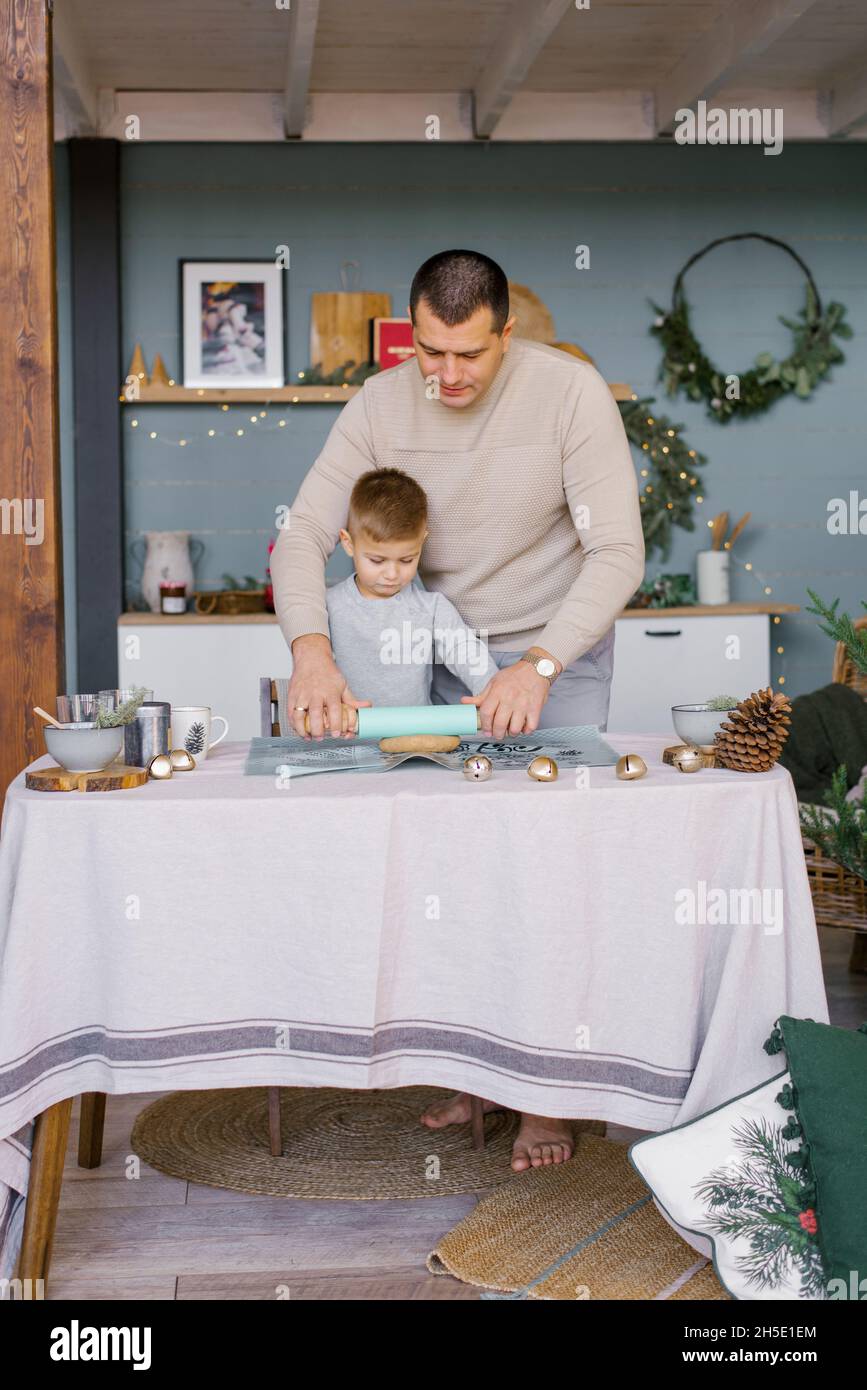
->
[194,588,266,615]
[802,614,867,972]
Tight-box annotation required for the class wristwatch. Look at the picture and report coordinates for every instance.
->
[518,652,559,686]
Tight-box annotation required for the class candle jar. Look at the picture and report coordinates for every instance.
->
[160,581,187,614]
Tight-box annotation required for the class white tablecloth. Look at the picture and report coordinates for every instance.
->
[0,735,829,1262]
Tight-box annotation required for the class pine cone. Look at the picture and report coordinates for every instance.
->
[713,687,792,773]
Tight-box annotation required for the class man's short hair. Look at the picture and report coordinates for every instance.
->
[409,249,510,334]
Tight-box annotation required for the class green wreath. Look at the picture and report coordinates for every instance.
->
[618,397,707,561]
[650,233,851,424]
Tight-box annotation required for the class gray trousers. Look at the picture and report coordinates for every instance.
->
[430,627,615,732]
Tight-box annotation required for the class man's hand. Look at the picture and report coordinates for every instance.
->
[288,634,371,740]
[459,648,563,739]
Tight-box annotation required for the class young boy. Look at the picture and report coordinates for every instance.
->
[325,468,498,714]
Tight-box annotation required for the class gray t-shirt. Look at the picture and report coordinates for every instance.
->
[325,574,499,705]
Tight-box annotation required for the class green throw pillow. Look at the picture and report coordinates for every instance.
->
[766,1015,867,1297]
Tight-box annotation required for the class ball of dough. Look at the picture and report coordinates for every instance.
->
[379,734,461,753]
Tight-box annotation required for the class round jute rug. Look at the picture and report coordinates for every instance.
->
[130,1086,605,1200]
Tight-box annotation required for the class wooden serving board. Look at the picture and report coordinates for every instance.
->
[26,763,149,793]
[310,291,392,375]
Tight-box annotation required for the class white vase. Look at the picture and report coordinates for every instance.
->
[696,549,730,605]
[132,531,203,613]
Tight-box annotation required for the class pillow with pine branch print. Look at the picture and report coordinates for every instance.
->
[629,1069,826,1300]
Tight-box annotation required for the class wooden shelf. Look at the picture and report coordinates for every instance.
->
[121,383,360,404]
[120,381,636,405]
[618,603,800,618]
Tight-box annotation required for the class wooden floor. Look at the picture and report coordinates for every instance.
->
[46,926,866,1301]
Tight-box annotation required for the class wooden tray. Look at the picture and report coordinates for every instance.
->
[194,589,265,615]
[26,764,149,792]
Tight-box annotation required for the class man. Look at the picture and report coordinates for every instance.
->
[271,249,645,1171]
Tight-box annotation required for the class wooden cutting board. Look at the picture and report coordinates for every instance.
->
[310,292,392,375]
[26,763,149,792]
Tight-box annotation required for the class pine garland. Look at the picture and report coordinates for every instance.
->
[650,234,851,424]
[295,360,380,386]
[618,398,707,561]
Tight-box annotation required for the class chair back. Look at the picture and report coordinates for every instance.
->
[259,678,281,737]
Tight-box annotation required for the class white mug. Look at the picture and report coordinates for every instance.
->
[171,706,229,760]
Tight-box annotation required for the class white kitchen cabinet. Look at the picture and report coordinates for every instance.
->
[118,616,292,743]
[608,611,772,735]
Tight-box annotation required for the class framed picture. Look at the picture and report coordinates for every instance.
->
[180,260,286,389]
[372,317,416,372]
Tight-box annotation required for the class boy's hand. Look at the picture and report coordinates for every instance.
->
[289,634,371,740]
[460,658,556,739]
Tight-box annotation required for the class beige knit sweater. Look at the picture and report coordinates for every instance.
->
[270,338,645,669]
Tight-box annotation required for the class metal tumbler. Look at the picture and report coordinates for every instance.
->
[124,701,171,768]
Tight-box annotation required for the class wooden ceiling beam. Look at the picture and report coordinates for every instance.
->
[654,0,822,136]
[826,64,867,136]
[51,0,99,135]
[283,0,320,138]
[473,0,573,138]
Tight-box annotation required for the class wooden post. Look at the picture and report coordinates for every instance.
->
[68,137,123,690]
[0,0,65,804]
[17,1098,73,1286]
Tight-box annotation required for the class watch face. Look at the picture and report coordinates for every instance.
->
[537,658,556,678]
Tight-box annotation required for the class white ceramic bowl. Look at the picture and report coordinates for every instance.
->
[671,704,730,747]
[44,724,125,773]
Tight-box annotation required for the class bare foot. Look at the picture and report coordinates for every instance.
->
[511,1113,574,1172]
[419,1091,506,1129]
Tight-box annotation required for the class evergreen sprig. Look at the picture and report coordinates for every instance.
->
[800,766,867,881]
[805,589,867,675]
[94,686,149,728]
[798,591,867,882]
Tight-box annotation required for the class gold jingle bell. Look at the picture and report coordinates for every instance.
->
[672,744,704,774]
[616,753,647,781]
[528,755,558,782]
[170,748,196,771]
[148,752,173,780]
[463,754,493,781]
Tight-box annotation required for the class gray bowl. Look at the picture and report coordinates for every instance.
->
[44,724,125,773]
[671,704,730,747]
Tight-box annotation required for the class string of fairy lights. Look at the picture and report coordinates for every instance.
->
[123,393,789,688]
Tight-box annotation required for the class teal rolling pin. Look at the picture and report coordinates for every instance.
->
[303,704,480,739]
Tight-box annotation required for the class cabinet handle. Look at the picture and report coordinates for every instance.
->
[644,629,682,637]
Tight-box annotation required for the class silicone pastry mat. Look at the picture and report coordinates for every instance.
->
[244,725,620,778]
